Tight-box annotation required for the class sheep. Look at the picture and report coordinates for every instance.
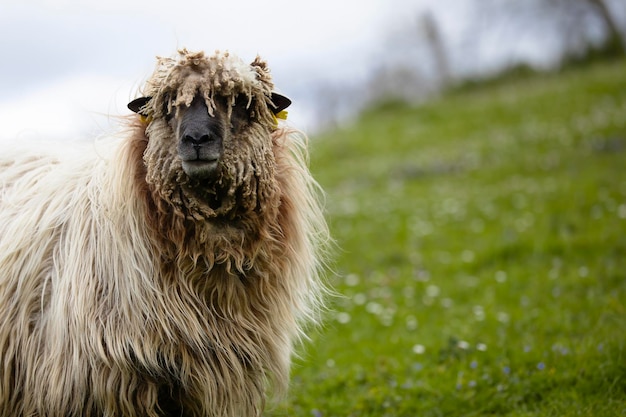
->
[0,49,329,417]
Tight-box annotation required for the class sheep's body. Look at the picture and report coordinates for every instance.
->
[0,50,327,417]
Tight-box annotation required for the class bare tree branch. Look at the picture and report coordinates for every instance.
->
[587,0,625,53]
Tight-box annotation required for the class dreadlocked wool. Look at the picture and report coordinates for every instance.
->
[0,49,329,417]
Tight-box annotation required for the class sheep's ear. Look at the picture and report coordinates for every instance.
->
[128,96,151,114]
[270,93,291,114]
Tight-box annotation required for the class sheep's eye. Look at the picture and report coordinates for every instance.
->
[165,107,174,119]
[225,95,252,132]
[233,95,253,115]
[159,93,174,119]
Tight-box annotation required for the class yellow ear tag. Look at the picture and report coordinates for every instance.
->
[272,110,288,128]
[140,115,152,124]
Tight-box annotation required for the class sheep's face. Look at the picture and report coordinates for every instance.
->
[173,94,224,180]
[165,90,277,182]
[129,50,291,219]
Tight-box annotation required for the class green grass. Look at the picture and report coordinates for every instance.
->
[271,58,626,416]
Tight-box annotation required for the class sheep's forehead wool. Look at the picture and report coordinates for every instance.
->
[143,49,274,118]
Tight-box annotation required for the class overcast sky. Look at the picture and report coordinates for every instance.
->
[0,0,474,139]
[0,0,622,140]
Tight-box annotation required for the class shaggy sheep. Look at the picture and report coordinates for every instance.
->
[0,49,329,417]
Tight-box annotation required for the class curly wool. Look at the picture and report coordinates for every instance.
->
[142,49,279,222]
[142,49,275,121]
[0,50,328,417]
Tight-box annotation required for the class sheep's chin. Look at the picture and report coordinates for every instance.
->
[182,160,219,180]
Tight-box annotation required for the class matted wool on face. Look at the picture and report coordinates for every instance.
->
[141,49,275,124]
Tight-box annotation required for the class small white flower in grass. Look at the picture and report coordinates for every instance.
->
[353,293,367,305]
[405,315,418,330]
[366,302,383,315]
[345,273,360,286]
[497,312,510,323]
[426,284,440,297]
[476,343,487,352]
[495,270,507,283]
[412,344,426,354]
[473,305,485,321]
[461,250,475,263]
[336,312,351,324]
[458,340,470,350]
[440,298,453,308]
[380,312,394,327]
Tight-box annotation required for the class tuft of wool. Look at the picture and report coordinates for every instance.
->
[142,49,275,125]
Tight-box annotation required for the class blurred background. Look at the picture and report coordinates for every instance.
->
[2,1,625,415]
[1,0,624,140]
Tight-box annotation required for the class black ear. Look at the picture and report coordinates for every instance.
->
[128,96,151,114]
[270,93,291,114]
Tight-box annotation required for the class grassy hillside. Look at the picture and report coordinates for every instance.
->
[272,58,626,416]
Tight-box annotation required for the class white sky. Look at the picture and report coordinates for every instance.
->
[0,0,415,139]
[1,0,622,140]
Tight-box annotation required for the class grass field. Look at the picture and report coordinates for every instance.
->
[269,58,626,416]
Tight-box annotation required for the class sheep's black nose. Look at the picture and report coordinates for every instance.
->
[182,132,214,147]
